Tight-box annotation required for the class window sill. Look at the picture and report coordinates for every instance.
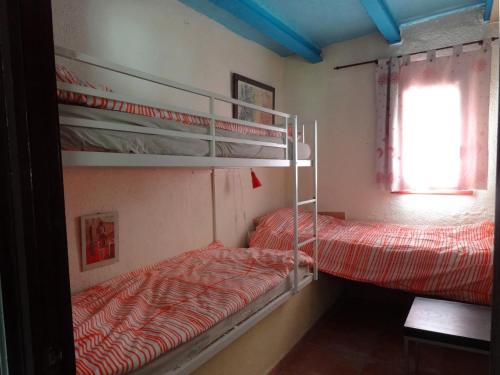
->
[392,190,475,196]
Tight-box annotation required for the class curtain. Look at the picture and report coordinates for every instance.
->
[375,41,492,192]
[375,57,399,189]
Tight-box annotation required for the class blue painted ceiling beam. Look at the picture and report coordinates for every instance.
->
[360,0,401,44]
[207,0,323,63]
[400,3,485,28]
[484,0,493,20]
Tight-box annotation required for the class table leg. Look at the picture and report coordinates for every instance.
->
[415,342,420,374]
[404,337,411,375]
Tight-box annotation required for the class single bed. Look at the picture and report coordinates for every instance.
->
[248,208,494,305]
[72,242,312,375]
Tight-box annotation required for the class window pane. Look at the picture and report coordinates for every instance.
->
[401,84,462,191]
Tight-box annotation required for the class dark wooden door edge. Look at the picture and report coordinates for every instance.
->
[491,45,500,375]
[0,0,75,373]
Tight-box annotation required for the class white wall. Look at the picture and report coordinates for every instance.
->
[52,0,289,292]
[284,12,499,225]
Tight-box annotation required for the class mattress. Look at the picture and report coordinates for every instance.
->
[133,266,310,375]
[72,242,313,375]
[60,104,311,160]
[249,208,494,305]
[55,64,311,161]
[56,63,283,139]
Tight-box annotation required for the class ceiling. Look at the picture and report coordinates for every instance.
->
[180,0,496,63]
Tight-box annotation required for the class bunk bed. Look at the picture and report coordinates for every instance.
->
[249,209,494,305]
[55,46,320,375]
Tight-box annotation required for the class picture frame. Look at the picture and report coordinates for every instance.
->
[80,212,119,271]
[232,73,275,125]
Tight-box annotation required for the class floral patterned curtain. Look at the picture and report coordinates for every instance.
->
[375,41,492,192]
[375,57,400,190]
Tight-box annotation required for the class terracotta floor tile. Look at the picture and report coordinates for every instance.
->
[441,346,489,375]
[360,360,405,375]
[278,341,365,374]
[270,287,489,375]
[368,331,405,366]
[305,328,378,357]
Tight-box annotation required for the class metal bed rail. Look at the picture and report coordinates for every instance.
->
[55,46,298,159]
[55,47,291,118]
[163,274,314,375]
[292,119,319,292]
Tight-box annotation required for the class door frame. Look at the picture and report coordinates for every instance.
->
[0,0,75,373]
[492,54,500,374]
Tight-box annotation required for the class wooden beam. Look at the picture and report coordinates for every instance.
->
[485,0,494,20]
[208,0,322,63]
[360,0,401,44]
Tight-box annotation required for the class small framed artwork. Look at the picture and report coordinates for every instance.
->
[232,73,275,125]
[80,212,119,271]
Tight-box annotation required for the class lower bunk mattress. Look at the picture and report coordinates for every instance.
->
[59,104,311,160]
[72,242,312,375]
[249,208,494,305]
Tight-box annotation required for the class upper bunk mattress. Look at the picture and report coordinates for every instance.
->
[72,242,312,375]
[59,104,311,160]
[249,209,494,305]
[56,64,311,160]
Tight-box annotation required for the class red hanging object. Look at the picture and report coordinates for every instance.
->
[251,169,262,189]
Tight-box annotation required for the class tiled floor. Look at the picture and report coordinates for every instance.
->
[270,285,489,375]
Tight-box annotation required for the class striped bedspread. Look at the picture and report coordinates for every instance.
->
[249,209,494,304]
[56,64,283,138]
[72,242,312,374]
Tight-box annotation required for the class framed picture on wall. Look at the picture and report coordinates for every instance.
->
[80,212,119,271]
[232,73,275,125]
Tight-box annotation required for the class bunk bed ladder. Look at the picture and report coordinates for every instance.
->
[292,117,319,294]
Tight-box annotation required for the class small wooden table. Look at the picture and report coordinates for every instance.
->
[403,297,490,374]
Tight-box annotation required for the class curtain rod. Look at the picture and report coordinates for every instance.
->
[333,37,498,70]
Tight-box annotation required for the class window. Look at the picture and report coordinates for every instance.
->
[399,84,463,193]
[375,45,491,194]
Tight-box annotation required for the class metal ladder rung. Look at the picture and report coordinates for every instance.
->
[297,198,316,206]
[298,237,316,248]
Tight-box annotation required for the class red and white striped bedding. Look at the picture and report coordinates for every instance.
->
[249,208,494,305]
[72,241,312,374]
[56,64,283,138]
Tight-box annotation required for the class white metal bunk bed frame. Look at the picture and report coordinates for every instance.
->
[55,46,319,375]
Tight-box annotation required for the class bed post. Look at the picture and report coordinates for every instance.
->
[490,42,500,375]
[313,120,318,281]
[211,168,217,242]
[292,115,299,293]
[209,96,216,157]
[285,117,289,160]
